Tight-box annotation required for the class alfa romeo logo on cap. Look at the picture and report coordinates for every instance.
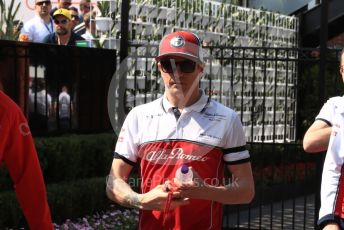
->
[170,36,185,48]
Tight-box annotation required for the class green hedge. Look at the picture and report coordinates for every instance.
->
[36,133,116,184]
[0,177,111,228]
[0,190,23,228]
[0,133,117,191]
[0,132,119,228]
[48,177,111,223]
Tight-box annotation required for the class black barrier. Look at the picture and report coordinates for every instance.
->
[0,40,117,136]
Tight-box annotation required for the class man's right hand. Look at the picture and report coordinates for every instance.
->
[139,180,189,211]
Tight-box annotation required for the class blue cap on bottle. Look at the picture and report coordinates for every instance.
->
[181,164,189,174]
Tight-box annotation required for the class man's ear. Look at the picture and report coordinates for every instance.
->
[197,63,205,79]
[157,61,162,71]
[198,63,205,73]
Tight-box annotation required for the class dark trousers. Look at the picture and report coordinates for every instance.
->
[59,117,70,131]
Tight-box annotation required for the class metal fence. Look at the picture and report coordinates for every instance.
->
[223,142,320,229]
[123,44,299,143]
[1,40,343,229]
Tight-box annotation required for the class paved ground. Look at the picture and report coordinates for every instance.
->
[223,194,316,230]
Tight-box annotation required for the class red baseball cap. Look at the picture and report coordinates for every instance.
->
[156,31,203,63]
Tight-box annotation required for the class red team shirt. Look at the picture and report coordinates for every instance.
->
[0,91,53,229]
[115,92,250,229]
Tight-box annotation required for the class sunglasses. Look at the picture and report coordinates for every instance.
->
[36,1,51,6]
[160,60,197,73]
[54,19,68,25]
[71,15,79,20]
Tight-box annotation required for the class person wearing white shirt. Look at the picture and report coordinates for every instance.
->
[29,89,52,117]
[81,12,96,40]
[106,31,255,230]
[28,79,52,134]
[19,0,54,43]
[57,86,72,130]
[303,50,344,230]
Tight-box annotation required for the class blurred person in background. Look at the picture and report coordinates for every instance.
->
[56,85,73,130]
[81,11,96,40]
[69,6,80,30]
[79,0,91,23]
[50,0,72,16]
[13,20,23,37]
[29,79,52,134]
[43,8,84,46]
[74,0,91,35]
[19,0,54,43]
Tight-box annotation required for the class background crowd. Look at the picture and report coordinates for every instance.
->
[19,0,95,46]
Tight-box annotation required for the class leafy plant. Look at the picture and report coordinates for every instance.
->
[93,33,110,48]
[137,0,148,17]
[97,0,110,17]
[0,0,21,40]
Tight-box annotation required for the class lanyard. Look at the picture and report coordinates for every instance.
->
[44,18,53,34]
[162,191,173,228]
